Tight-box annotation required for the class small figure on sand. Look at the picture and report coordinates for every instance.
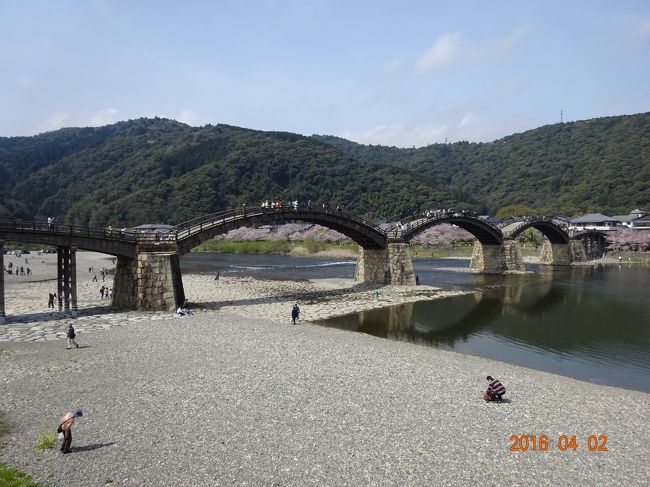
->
[214,271,220,281]
[48,292,56,309]
[67,324,79,349]
[484,375,506,402]
[291,303,301,324]
[57,408,83,454]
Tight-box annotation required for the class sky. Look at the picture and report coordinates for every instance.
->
[1,0,650,147]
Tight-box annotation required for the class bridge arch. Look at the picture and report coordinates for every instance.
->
[173,207,387,254]
[501,218,570,244]
[399,216,503,245]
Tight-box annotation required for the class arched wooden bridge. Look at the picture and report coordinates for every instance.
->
[0,208,607,318]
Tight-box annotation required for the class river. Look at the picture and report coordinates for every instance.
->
[181,253,650,392]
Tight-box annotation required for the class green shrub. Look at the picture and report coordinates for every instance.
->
[35,431,56,450]
[0,462,41,486]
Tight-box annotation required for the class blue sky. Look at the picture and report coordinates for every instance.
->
[1,0,649,146]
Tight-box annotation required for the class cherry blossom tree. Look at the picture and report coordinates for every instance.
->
[410,224,474,247]
[605,229,650,252]
[215,224,351,243]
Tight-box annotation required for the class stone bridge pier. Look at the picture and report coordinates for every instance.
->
[355,242,416,285]
[540,241,587,264]
[469,240,526,273]
[113,252,185,311]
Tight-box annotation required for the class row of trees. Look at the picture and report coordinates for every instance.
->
[605,229,650,252]
[218,223,473,247]
[218,223,650,253]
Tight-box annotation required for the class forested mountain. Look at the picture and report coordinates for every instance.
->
[0,118,450,226]
[314,113,650,216]
[0,113,648,227]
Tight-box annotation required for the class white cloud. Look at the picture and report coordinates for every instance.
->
[35,108,122,134]
[37,112,70,132]
[409,25,528,73]
[415,32,462,71]
[382,58,405,74]
[340,123,447,148]
[493,24,530,51]
[628,17,650,43]
[88,108,120,126]
[459,112,476,128]
[176,109,206,126]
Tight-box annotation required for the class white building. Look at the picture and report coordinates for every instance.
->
[569,213,619,231]
[611,209,649,229]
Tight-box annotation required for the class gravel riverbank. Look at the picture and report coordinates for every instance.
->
[1,311,648,486]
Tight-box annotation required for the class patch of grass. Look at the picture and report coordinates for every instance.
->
[0,462,41,486]
[0,412,42,486]
[35,431,56,450]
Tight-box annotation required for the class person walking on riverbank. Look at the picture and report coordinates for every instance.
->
[291,304,300,324]
[48,292,56,309]
[58,408,83,454]
[67,324,79,349]
[485,375,506,402]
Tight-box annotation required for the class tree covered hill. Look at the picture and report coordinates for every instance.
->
[0,118,452,226]
[313,113,650,215]
[1,113,648,228]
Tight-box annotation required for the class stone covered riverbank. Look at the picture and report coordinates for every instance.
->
[1,252,648,485]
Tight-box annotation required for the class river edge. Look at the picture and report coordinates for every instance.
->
[2,253,649,485]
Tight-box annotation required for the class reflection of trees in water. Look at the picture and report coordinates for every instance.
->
[354,292,503,346]
[322,266,650,355]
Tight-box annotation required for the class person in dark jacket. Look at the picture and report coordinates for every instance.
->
[67,324,79,349]
[291,304,300,324]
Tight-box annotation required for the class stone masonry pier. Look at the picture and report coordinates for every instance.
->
[469,240,526,273]
[113,252,185,311]
[355,242,416,285]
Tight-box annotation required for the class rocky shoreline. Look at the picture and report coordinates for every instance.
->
[1,252,648,485]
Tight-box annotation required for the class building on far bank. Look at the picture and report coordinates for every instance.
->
[611,208,649,229]
[569,213,619,231]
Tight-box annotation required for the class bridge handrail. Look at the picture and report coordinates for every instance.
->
[0,220,140,242]
[170,205,387,241]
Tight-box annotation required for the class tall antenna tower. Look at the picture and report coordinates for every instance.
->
[561,109,563,123]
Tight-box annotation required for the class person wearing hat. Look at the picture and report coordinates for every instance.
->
[58,408,83,454]
[291,303,300,324]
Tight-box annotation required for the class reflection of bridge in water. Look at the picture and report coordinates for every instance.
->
[0,208,607,318]
[331,279,567,345]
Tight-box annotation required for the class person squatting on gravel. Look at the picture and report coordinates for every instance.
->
[484,375,506,402]
[58,408,83,454]
[67,324,79,349]
[291,303,301,324]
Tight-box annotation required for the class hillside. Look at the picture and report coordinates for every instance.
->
[314,113,650,215]
[0,119,451,226]
[1,113,649,227]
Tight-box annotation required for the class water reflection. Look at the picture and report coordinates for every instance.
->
[319,264,650,392]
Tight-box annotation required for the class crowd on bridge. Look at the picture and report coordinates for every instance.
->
[421,208,479,219]
[260,200,345,212]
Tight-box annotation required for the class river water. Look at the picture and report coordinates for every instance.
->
[181,253,650,392]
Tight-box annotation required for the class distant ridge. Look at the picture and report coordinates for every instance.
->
[0,113,648,226]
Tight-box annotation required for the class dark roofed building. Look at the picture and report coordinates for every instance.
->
[569,213,619,231]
